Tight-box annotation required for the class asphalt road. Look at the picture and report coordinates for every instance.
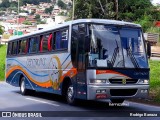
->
[0,82,160,120]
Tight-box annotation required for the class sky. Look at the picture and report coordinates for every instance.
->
[152,0,160,4]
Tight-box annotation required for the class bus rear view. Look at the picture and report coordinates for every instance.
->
[71,19,149,104]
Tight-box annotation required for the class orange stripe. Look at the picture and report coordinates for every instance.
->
[6,65,52,88]
[96,70,129,78]
[6,65,77,88]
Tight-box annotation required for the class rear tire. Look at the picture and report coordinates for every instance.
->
[66,83,76,105]
[110,99,124,104]
[20,77,29,95]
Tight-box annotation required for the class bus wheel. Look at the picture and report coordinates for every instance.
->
[20,77,29,95]
[110,99,124,104]
[66,83,76,105]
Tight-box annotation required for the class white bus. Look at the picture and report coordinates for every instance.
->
[6,19,150,104]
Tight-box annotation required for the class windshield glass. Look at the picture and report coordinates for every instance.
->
[88,24,148,68]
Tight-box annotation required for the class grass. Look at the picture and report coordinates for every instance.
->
[149,60,160,102]
[0,45,6,81]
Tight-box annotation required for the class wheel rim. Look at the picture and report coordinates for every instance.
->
[21,80,25,93]
[67,86,74,102]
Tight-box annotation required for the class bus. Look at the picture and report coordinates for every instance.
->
[6,19,150,105]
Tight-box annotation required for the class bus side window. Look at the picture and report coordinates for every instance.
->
[48,33,52,51]
[25,39,28,54]
[29,37,39,53]
[52,32,56,50]
[61,29,68,49]
[39,33,52,52]
[7,42,12,55]
[39,35,43,52]
[55,28,68,50]
[18,40,27,54]
[11,41,18,55]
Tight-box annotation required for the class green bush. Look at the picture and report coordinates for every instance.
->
[0,45,6,81]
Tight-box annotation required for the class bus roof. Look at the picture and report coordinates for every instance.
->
[9,19,141,41]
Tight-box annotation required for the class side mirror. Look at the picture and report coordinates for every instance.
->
[146,42,151,58]
[85,35,90,52]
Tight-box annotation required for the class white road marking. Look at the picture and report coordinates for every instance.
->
[26,97,60,107]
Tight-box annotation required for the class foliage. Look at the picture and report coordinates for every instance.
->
[37,20,46,24]
[35,14,40,20]
[58,11,67,16]
[72,0,160,32]
[10,1,18,8]
[23,21,32,25]
[135,15,153,32]
[0,0,52,7]
[57,0,67,9]
[0,45,6,81]
[19,0,51,6]
[45,6,53,14]
[147,27,160,33]
[118,0,152,21]
[73,0,116,19]
[0,0,10,8]
[0,25,4,35]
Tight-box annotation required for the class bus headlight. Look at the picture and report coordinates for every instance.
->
[138,79,149,84]
[90,79,107,84]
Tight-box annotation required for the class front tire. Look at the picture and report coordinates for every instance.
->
[66,83,76,105]
[20,77,29,95]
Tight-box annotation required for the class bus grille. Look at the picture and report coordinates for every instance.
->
[109,79,138,84]
[110,89,137,96]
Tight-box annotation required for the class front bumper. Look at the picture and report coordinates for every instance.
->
[87,84,149,100]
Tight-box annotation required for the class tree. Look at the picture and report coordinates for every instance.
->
[35,14,40,20]
[73,0,116,19]
[0,25,4,35]
[0,0,10,8]
[10,1,18,8]
[118,0,152,21]
[23,21,32,25]
[45,6,53,14]
[57,0,67,9]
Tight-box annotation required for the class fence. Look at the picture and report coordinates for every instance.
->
[144,33,159,46]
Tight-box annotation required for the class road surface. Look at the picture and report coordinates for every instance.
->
[0,82,160,120]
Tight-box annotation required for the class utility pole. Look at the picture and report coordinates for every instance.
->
[72,0,75,20]
[115,0,118,20]
[17,0,20,36]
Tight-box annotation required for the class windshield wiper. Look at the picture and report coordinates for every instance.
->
[127,45,139,68]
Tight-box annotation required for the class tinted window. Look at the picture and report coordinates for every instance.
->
[55,28,68,50]
[11,41,18,55]
[18,40,27,54]
[40,33,52,52]
[71,25,78,67]
[29,37,39,53]
[7,42,12,55]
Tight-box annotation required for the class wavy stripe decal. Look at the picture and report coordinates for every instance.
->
[7,55,77,89]
[7,59,49,77]
[96,70,130,78]
[6,65,77,88]
[6,65,52,87]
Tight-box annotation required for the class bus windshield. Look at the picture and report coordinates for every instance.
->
[88,24,148,68]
